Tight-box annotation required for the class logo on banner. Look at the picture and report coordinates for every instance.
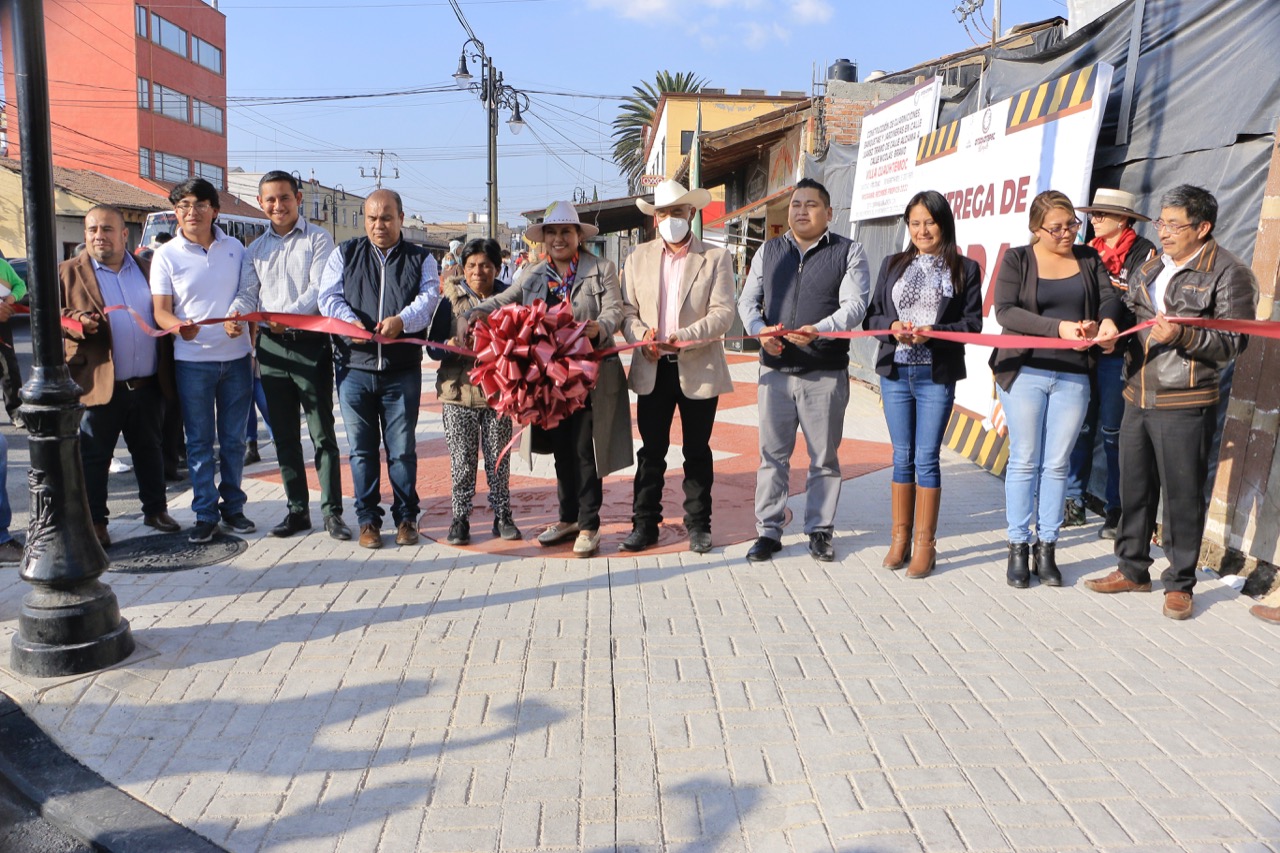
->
[975,109,997,152]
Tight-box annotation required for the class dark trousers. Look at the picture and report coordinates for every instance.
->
[0,321,21,418]
[633,357,718,532]
[551,406,602,531]
[1115,403,1215,594]
[162,393,184,471]
[259,332,343,518]
[80,380,168,523]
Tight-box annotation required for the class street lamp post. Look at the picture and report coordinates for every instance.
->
[8,0,133,676]
[321,185,346,241]
[454,38,529,240]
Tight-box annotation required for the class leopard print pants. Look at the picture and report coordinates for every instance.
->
[441,404,513,520]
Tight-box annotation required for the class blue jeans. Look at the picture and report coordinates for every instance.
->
[879,364,955,489]
[0,430,11,544]
[176,356,253,524]
[1065,354,1124,511]
[336,366,421,528]
[998,366,1091,544]
[246,374,272,443]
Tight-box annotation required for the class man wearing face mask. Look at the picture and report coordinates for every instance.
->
[620,181,736,554]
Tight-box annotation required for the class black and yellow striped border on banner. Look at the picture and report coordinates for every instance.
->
[943,410,1009,477]
[916,119,961,165]
[1006,65,1099,135]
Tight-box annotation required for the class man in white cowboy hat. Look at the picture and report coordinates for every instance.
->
[1063,188,1158,540]
[619,180,736,554]
[737,177,871,563]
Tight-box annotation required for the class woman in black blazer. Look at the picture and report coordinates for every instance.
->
[864,190,984,579]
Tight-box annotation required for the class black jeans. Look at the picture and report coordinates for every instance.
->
[80,380,168,523]
[1115,402,1215,594]
[551,406,602,531]
[633,357,718,532]
[0,321,21,418]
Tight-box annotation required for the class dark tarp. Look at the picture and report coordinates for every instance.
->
[811,0,1280,382]
[941,0,1280,259]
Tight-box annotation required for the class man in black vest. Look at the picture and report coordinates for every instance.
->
[318,189,440,549]
[737,178,871,562]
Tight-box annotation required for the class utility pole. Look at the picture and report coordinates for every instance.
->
[360,150,398,190]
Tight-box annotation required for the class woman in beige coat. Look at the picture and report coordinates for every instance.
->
[470,201,632,557]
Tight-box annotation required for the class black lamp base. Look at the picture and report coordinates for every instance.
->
[10,582,135,677]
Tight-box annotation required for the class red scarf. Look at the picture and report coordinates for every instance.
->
[1091,226,1138,277]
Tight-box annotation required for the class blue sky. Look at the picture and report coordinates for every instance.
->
[223,0,1066,224]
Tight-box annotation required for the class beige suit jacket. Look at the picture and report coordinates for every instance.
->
[620,236,736,399]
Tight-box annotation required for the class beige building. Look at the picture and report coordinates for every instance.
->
[227,169,367,244]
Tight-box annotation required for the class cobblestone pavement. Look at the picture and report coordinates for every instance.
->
[2,358,1279,853]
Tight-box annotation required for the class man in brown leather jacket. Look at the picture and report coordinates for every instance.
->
[59,205,179,546]
[1084,185,1257,620]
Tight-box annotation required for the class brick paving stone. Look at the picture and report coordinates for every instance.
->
[4,382,1280,852]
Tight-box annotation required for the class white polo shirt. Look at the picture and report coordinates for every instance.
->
[150,224,252,363]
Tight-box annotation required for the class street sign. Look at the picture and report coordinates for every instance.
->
[639,174,664,187]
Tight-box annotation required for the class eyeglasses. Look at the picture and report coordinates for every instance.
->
[175,201,213,214]
[1088,212,1113,221]
[1152,219,1196,234]
[1039,219,1081,239]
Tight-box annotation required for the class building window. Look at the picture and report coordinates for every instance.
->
[195,161,224,190]
[153,83,189,123]
[151,15,187,58]
[680,130,694,155]
[192,99,223,134]
[192,37,222,75]
[137,77,149,110]
[312,200,320,220]
[155,151,190,182]
[139,147,151,177]
[135,5,147,38]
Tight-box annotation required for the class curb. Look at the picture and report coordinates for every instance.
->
[0,692,224,853]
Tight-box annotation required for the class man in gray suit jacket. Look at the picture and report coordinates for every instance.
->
[620,181,736,554]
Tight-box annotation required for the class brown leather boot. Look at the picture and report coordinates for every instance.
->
[906,486,940,579]
[883,482,915,569]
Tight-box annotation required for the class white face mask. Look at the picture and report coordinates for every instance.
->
[657,216,690,244]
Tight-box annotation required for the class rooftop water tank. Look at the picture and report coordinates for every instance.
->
[828,59,858,83]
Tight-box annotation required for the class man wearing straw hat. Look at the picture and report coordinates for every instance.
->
[619,180,736,554]
[1064,188,1157,539]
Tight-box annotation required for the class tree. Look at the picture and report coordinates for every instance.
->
[611,71,708,194]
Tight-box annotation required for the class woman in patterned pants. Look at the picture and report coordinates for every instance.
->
[431,238,520,545]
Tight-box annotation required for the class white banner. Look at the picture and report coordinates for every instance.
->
[910,63,1114,418]
[850,78,942,222]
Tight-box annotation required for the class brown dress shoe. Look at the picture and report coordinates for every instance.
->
[93,522,111,548]
[395,521,419,546]
[1163,591,1193,620]
[1083,569,1151,593]
[359,524,382,549]
[144,512,181,533]
[1250,604,1280,624]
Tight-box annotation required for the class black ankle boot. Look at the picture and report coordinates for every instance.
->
[1033,541,1062,586]
[1007,542,1030,588]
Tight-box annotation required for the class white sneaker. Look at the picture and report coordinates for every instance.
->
[572,529,600,558]
[537,521,579,546]
[109,457,133,474]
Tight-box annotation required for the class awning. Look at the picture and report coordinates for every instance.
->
[674,100,811,187]
[703,186,791,229]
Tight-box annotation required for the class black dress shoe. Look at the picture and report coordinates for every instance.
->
[271,512,312,538]
[1007,542,1031,588]
[1033,540,1062,586]
[620,526,658,552]
[688,530,713,554]
[746,536,782,562]
[808,532,835,562]
[1099,508,1121,541]
[324,514,352,541]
